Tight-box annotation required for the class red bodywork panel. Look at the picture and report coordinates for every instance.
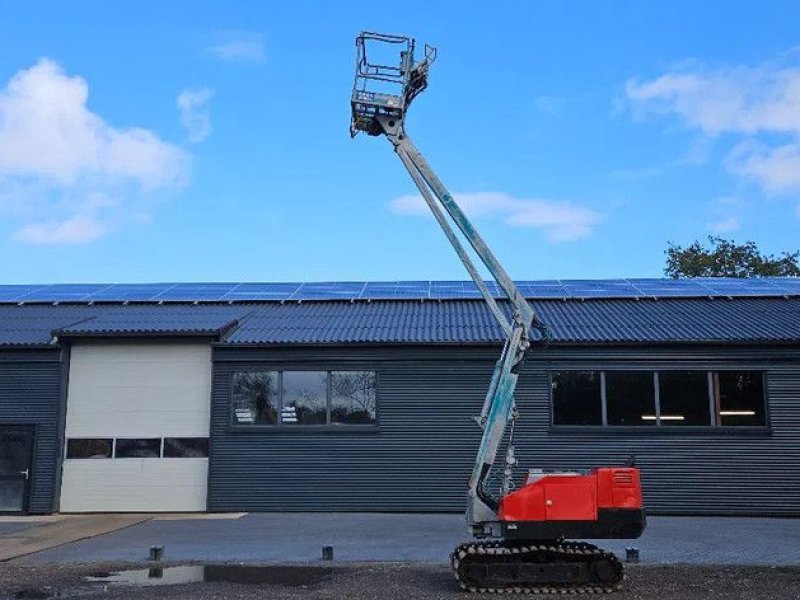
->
[498,468,642,523]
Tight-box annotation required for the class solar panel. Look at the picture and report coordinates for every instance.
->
[0,285,47,302]
[2,278,799,304]
[361,281,431,299]
[516,291,565,299]
[294,282,364,301]
[87,284,174,302]
[561,280,642,298]
[631,279,710,297]
[433,288,483,298]
[222,283,302,302]
[771,278,800,293]
[232,283,302,292]
[153,283,239,301]
[705,278,781,292]
[16,283,108,302]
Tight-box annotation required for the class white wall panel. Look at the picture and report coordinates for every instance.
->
[61,342,211,512]
[65,343,211,438]
[60,459,208,512]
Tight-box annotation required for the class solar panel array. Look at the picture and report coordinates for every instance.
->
[0,278,798,304]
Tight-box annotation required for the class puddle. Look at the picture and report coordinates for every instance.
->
[84,564,334,588]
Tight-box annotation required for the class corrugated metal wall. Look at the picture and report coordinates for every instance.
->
[0,349,64,513]
[209,345,800,516]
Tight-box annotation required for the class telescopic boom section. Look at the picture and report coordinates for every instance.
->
[351,32,549,532]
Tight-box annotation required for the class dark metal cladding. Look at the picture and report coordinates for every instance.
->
[209,345,800,516]
[0,305,99,346]
[0,304,246,344]
[1,296,800,346]
[227,298,800,345]
[0,349,64,513]
[52,305,245,337]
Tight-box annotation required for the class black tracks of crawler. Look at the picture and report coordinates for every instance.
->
[450,540,624,594]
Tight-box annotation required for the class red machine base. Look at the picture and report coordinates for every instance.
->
[501,507,645,540]
[498,467,645,540]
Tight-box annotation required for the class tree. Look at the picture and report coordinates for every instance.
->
[665,237,800,278]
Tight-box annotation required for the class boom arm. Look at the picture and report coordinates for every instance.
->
[381,116,547,526]
[350,32,548,533]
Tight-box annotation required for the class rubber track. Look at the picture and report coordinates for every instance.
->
[450,540,624,594]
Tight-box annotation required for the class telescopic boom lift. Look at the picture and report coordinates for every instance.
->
[350,32,645,594]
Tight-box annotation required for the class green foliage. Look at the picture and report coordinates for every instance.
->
[665,237,800,278]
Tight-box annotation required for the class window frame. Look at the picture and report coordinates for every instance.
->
[550,369,603,426]
[603,370,658,427]
[657,370,715,427]
[229,368,380,432]
[549,368,770,434]
[65,437,210,459]
[112,437,163,459]
[163,437,210,458]
[65,438,114,459]
[713,370,769,428]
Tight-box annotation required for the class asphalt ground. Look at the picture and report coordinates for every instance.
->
[1,562,800,600]
[0,521,34,536]
[14,513,800,566]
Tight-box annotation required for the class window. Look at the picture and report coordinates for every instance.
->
[551,371,602,425]
[282,371,327,425]
[231,370,378,427]
[67,437,210,459]
[232,371,279,425]
[658,371,711,426]
[714,371,765,426]
[605,371,656,427]
[66,438,112,459]
[163,437,209,458]
[551,369,766,429]
[114,438,161,458]
[331,371,377,424]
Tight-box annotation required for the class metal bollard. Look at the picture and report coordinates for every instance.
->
[322,545,334,561]
[149,545,164,561]
[625,547,640,563]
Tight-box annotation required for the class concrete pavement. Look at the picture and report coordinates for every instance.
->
[5,513,800,566]
[0,514,150,562]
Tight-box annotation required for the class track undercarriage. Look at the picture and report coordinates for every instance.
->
[451,540,623,594]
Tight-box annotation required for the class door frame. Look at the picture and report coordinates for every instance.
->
[0,424,35,515]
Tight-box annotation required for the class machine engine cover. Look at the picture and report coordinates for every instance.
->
[499,467,642,523]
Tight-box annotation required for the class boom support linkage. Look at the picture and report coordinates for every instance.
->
[351,32,548,534]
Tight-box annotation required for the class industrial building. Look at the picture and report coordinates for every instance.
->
[0,278,798,517]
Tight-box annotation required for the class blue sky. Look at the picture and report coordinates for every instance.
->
[1,1,799,284]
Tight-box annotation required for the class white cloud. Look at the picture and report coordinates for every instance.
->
[12,215,108,244]
[390,192,603,242]
[625,66,800,136]
[177,88,214,143]
[706,196,744,234]
[0,59,188,187]
[728,141,800,193]
[208,31,265,64]
[0,59,189,244]
[625,55,800,196]
[708,215,741,233]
